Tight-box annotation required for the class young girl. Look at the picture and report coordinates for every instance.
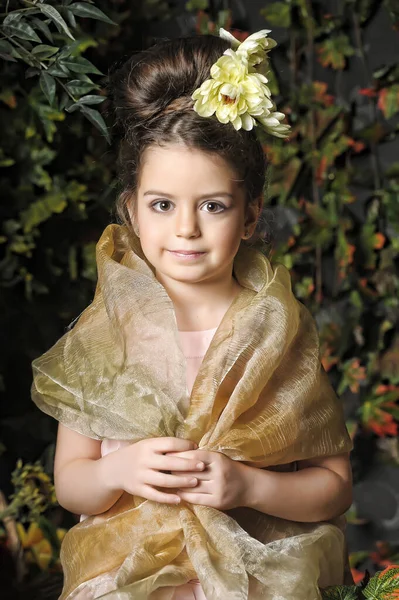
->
[31,29,353,600]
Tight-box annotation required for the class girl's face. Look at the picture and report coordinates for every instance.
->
[132,144,252,289]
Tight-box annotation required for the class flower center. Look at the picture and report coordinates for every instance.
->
[221,94,236,105]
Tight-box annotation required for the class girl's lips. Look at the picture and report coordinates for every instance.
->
[168,250,206,260]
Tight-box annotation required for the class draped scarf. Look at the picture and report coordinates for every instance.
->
[31,224,353,600]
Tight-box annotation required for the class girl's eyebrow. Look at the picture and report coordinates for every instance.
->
[143,190,234,200]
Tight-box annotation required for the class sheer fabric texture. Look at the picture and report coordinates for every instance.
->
[31,224,353,599]
[76,328,217,599]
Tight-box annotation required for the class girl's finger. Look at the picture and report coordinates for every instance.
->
[154,438,198,454]
[177,479,209,492]
[154,455,206,472]
[176,491,213,505]
[170,470,210,480]
[148,472,198,488]
[141,485,181,505]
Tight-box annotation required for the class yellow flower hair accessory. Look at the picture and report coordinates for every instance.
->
[192,28,291,139]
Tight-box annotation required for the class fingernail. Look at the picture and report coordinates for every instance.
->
[189,478,197,484]
[175,497,181,504]
[196,462,204,469]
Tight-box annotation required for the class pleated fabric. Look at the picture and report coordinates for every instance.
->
[31,224,353,600]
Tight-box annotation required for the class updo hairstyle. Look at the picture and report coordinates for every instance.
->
[108,34,270,245]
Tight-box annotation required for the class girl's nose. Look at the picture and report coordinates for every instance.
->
[175,208,200,238]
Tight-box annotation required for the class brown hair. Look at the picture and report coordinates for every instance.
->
[108,34,271,246]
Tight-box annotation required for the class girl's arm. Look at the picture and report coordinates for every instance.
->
[54,424,124,516]
[54,425,204,516]
[243,452,352,522]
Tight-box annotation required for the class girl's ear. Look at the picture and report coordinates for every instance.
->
[244,195,263,238]
[126,194,140,237]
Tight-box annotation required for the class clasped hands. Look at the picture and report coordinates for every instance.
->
[165,446,251,510]
[107,437,252,510]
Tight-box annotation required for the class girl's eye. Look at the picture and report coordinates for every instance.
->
[151,200,172,212]
[151,201,225,213]
[202,202,225,213]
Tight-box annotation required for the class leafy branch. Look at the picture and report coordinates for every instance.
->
[322,565,399,599]
[0,0,116,142]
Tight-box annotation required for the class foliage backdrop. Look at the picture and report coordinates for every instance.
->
[1,0,399,593]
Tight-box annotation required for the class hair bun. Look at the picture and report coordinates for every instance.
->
[108,35,232,134]
[158,95,194,118]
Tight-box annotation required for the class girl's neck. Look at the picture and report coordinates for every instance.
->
[167,276,244,332]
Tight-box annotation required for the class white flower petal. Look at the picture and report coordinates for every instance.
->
[219,28,240,49]
[219,83,238,98]
[240,30,271,47]
[265,38,277,49]
[195,102,216,118]
[252,73,269,84]
[222,48,239,60]
[216,103,232,120]
[261,117,280,126]
[271,111,286,120]
[241,113,255,130]
[231,115,242,130]
[262,98,274,109]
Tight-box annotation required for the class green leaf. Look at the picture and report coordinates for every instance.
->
[2,12,23,27]
[185,0,208,10]
[59,56,102,75]
[0,52,17,62]
[39,4,75,40]
[321,585,359,599]
[68,2,117,25]
[57,38,98,59]
[21,192,68,233]
[57,44,74,60]
[0,41,17,62]
[363,566,399,598]
[378,85,399,119]
[36,103,65,121]
[75,94,105,105]
[0,40,14,53]
[3,21,42,43]
[10,45,36,67]
[260,2,291,28]
[64,8,77,29]
[82,242,97,281]
[25,67,41,78]
[47,63,70,77]
[40,72,56,105]
[31,17,54,43]
[66,79,98,97]
[317,35,355,70]
[32,44,59,59]
[0,158,16,167]
[66,94,105,112]
[59,91,71,111]
[80,105,110,143]
[40,117,57,143]
[37,515,61,552]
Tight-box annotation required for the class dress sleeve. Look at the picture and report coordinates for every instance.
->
[31,329,103,441]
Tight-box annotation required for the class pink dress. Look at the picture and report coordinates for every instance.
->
[79,326,217,600]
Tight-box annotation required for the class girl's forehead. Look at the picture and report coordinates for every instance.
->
[139,144,241,187]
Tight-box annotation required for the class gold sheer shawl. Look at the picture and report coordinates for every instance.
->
[31,224,353,600]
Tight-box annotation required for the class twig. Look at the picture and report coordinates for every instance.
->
[352,11,382,192]
[304,0,323,304]
[0,490,26,583]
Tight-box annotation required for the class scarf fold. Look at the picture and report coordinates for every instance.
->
[31,224,353,600]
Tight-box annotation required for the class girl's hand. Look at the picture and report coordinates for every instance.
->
[101,438,207,505]
[167,449,251,510]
